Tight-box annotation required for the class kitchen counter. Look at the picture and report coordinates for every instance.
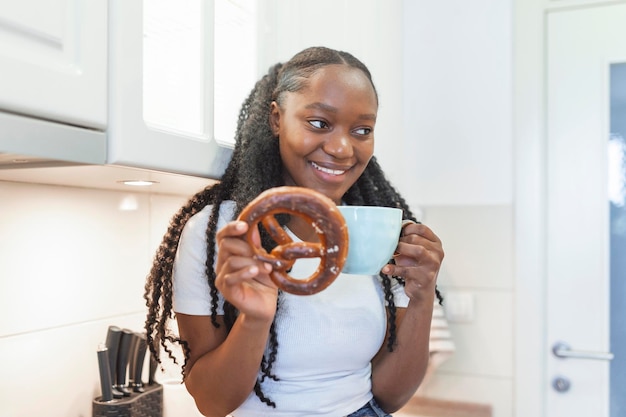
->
[395,396,492,417]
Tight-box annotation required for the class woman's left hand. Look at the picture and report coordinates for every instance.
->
[381,222,444,301]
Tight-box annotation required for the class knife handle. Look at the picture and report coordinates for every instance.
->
[104,325,124,399]
[148,352,158,385]
[127,333,139,386]
[132,333,148,392]
[97,345,114,402]
[115,328,134,396]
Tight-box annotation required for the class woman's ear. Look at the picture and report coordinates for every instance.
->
[269,101,280,137]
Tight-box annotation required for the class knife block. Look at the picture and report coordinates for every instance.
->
[93,383,163,417]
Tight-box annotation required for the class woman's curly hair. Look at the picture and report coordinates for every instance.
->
[144,46,443,408]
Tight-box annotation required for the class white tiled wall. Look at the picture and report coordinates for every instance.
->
[0,181,192,416]
[416,205,514,417]
[423,373,513,417]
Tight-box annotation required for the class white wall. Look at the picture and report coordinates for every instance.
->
[401,1,514,416]
[402,0,513,207]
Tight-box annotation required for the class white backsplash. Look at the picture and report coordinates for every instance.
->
[417,205,514,417]
[0,180,191,416]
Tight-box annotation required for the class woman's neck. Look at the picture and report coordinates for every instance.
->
[286,216,320,243]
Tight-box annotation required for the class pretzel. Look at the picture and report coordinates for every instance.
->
[237,186,349,295]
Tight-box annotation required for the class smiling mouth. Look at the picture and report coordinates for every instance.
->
[311,161,347,176]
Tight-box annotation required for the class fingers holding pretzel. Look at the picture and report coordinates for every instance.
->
[215,219,280,321]
[236,186,349,296]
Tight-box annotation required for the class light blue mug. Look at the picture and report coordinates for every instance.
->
[337,206,404,275]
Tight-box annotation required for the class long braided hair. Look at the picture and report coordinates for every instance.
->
[144,46,443,408]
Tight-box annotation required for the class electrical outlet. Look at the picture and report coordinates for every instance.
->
[444,292,475,323]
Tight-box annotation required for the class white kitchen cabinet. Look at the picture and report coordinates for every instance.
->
[0,0,107,129]
[107,0,232,178]
[1,0,235,182]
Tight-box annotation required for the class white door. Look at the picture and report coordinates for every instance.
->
[547,4,626,416]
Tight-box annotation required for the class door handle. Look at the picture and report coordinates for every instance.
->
[552,342,614,361]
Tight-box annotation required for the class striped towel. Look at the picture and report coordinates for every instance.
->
[414,300,455,394]
[429,299,456,367]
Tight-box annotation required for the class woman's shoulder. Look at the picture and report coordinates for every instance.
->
[186,200,237,227]
[181,200,237,241]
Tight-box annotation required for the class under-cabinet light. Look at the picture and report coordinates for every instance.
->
[117,180,159,186]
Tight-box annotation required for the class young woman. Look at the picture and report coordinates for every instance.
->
[144,46,444,417]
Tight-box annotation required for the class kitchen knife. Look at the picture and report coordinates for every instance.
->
[104,325,124,399]
[115,328,134,397]
[132,333,148,392]
[97,344,114,402]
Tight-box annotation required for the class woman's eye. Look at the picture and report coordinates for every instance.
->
[354,127,372,136]
[308,120,328,129]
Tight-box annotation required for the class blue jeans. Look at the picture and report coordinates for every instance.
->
[346,398,392,417]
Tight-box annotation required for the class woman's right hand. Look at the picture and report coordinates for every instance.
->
[215,220,279,322]
[182,221,278,416]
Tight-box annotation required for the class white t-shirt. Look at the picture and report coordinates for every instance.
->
[173,201,409,416]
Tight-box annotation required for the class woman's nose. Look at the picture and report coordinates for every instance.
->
[323,131,353,158]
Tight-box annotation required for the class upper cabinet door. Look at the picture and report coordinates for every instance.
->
[107,0,232,179]
[0,0,107,129]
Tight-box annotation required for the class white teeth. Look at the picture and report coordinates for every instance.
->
[311,162,346,175]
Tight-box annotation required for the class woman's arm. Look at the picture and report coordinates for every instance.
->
[371,222,443,412]
[177,220,279,417]
[177,313,273,417]
[370,296,435,412]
